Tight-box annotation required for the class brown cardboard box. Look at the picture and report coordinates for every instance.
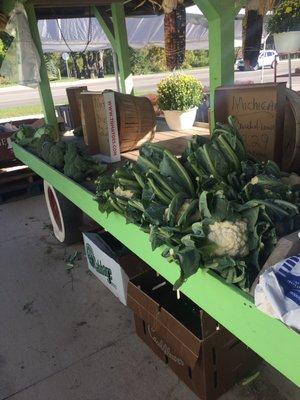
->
[128,271,259,400]
[215,83,286,164]
[66,86,87,128]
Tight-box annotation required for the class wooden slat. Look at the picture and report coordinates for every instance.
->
[29,0,118,7]
[121,126,210,162]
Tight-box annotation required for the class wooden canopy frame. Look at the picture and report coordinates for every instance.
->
[0,0,244,130]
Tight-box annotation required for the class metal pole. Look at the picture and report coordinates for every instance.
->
[261,33,270,83]
[112,50,120,92]
[288,52,292,89]
[65,59,69,78]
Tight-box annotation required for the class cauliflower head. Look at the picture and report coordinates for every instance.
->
[208,220,249,258]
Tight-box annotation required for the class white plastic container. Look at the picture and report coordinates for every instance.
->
[274,31,300,54]
[164,107,197,131]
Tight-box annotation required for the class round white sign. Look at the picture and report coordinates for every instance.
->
[62,52,70,61]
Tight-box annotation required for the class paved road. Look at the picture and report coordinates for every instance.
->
[0,59,299,109]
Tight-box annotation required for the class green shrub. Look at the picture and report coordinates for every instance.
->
[157,74,203,111]
[44,55,61,80]
[130,47,150,75]
[147,46,167,72]
[267,0,300,33]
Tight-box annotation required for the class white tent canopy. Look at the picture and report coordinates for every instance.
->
[38,13,244,53]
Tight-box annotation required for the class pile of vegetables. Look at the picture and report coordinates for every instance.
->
[96,116,300,290]
[12,125,106,182]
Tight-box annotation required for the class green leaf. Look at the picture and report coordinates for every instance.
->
[160,149,195,197]
[173,247,201,290]
[165,192,187,226]
[177,199,199,228]
[144,203,167,226]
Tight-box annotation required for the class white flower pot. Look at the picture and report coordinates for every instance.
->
[163,107,197,131]
[274,31,300,54]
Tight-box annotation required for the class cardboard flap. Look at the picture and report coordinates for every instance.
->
[127,281,160,322]
[127,270,219,368]
[119,254,149,280]
[159,308,201,367]
[200,310,218,338]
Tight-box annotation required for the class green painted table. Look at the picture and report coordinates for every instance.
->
[13,142,300,387]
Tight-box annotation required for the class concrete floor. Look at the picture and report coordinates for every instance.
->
[0,195,299,400]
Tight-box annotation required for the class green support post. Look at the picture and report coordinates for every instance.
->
[111,3,133,94]
[93,6,117,52]
[193,0,236,126]
[93,4,133,95]
[25,4,58,132]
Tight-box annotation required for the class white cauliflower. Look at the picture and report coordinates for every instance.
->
[208,220,249,258]
[114,186,135,199]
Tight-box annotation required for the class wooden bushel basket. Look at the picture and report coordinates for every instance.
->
[281,89,300,172]
[113,92,156,152]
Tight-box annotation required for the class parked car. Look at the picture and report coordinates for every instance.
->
[235,50,278,71]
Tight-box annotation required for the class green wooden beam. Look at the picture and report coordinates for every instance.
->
[13,142,300,387]
[92,6,117,52]
[111,3,133,94]
[193,0,236,126]
[25,3,58,133]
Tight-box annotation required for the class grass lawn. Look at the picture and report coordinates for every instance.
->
[0,90,150,120]
[0,104,44,119]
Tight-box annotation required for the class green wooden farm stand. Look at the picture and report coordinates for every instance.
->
[2,0,300,388]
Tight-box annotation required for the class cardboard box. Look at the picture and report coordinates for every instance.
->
[83,231,149,305]
[80,91,121,162]
[128,270,259,400]
[215,83,286,164]
[66,86,87,128]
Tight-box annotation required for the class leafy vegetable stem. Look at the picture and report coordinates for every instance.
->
[164,149,195,197]
[138,156,159,172]
[118,178,140,188]
[216,135,241,173]
[147,170,177,197]
[147,178,172,205]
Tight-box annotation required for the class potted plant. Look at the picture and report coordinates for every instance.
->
[267,0,300,53]
[157,74,203,131]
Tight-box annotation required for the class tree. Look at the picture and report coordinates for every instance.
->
[242,0,278,69]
